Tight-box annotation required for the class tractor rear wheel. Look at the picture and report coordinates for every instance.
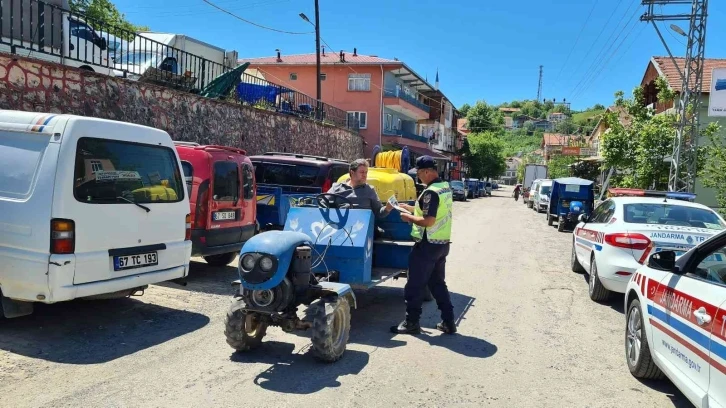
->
[310,296,351,363]
[224,300,268,351]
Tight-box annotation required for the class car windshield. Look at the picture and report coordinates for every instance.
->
[73,138,184,204]
[253,161,320,186]
[623,203,726,230]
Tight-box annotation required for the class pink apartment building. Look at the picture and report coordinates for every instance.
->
[245,49,451,160]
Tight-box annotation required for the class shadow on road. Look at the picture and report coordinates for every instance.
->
[228,285,494,394]
[583,273,626,314]
[0,297,209,364]
[155,260,238,297]
[230,341,369,394]
[636,378,693,408]
[257,285,496,360]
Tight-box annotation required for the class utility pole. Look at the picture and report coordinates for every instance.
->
[641,0,709,193]
[314,0,322,120]
[537,65,543,101]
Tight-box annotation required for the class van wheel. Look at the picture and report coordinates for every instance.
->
[204,252,237,267]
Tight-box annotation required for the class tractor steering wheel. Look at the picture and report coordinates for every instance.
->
[315,193,353,209]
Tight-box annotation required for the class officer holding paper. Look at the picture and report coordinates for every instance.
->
[390,156,456,335]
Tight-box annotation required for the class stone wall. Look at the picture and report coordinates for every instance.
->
[0,54,364,160]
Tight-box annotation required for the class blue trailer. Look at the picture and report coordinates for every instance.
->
[224,193,426,362]
[255,185,322,231]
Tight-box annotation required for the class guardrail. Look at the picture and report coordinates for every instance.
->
[384,89,430,113]
[0,0,230,91]
[0,0,357,130]
[383,127,429,144]
[237,72,356,130]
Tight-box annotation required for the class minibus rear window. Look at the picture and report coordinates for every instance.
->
[73,137,184,204]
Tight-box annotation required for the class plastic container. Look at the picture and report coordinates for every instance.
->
[337,167,417,202]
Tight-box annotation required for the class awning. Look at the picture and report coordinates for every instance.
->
[392,143,451,161]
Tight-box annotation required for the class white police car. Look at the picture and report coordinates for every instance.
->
[624,228,726,408]
[571,189,726,302]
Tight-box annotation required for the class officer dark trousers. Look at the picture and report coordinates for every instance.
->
[404,240,454,323]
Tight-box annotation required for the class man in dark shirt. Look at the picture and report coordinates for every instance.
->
[392,156,456,335]
[326,159,393,219]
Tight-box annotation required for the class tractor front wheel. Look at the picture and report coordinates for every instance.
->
[224,300,268,351]
[310,296,351,363]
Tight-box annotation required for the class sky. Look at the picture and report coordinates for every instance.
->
[113,0,726,111]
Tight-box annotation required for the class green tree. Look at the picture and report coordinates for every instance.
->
[548,154,578,179]
[601,78,677,189]
[467,131,507,180]
[700,122,726,216]
[459,103,471,117]
[70,0,149,40]
[466,101,503,133]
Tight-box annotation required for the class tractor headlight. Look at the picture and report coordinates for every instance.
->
[241,254,256,272]
[259,256,274,271]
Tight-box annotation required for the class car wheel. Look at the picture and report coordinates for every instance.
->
[626,298,664,379]
[588,256,611,302]
[204,252,237,266]
[571,242,585,273]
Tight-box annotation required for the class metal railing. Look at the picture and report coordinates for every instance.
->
[383,127,429,144]
[384,89,430,113]
[236,72,355,130]
[0,0,230,91]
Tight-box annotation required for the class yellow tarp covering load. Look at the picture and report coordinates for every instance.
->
[338,150,416,201]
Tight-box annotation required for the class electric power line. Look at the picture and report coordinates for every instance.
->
[557,0,627,94]
[570,8,642,102]
[553,0,601,88]
[568,3,642,101]
[201,0,314,35]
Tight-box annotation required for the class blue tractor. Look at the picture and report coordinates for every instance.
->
[224,192,422,362]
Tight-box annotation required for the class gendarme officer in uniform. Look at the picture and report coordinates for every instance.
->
[392,155,456,335]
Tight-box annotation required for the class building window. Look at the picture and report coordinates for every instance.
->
[290,73,298,80]
[90,160,103,173]
[348,73,370,91]
[347,111,367,129]
[320,73,327,81]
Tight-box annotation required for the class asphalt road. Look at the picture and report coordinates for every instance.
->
[0,187,691,407]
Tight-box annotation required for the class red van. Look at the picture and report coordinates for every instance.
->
[174,142,257,266]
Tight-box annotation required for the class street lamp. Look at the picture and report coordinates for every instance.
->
[670,24,687,37]
[299,2,322,120]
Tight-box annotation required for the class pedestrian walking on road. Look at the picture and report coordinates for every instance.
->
[391,155,456,335]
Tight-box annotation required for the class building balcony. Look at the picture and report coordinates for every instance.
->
[383,128,429,144]
[383,89,430,120]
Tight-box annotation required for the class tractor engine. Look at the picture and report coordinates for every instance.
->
[239,245,313,313]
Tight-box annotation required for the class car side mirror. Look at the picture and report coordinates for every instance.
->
[578,214,588,223]
[647,251,678,272]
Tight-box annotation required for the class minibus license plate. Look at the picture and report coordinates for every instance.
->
[214,211,236,221]
[114,252,158,271]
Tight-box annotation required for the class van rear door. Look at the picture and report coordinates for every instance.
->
[207,156,245,247]
[57,125,188,285]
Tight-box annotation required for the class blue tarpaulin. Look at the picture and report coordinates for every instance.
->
[236,82,294,105]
